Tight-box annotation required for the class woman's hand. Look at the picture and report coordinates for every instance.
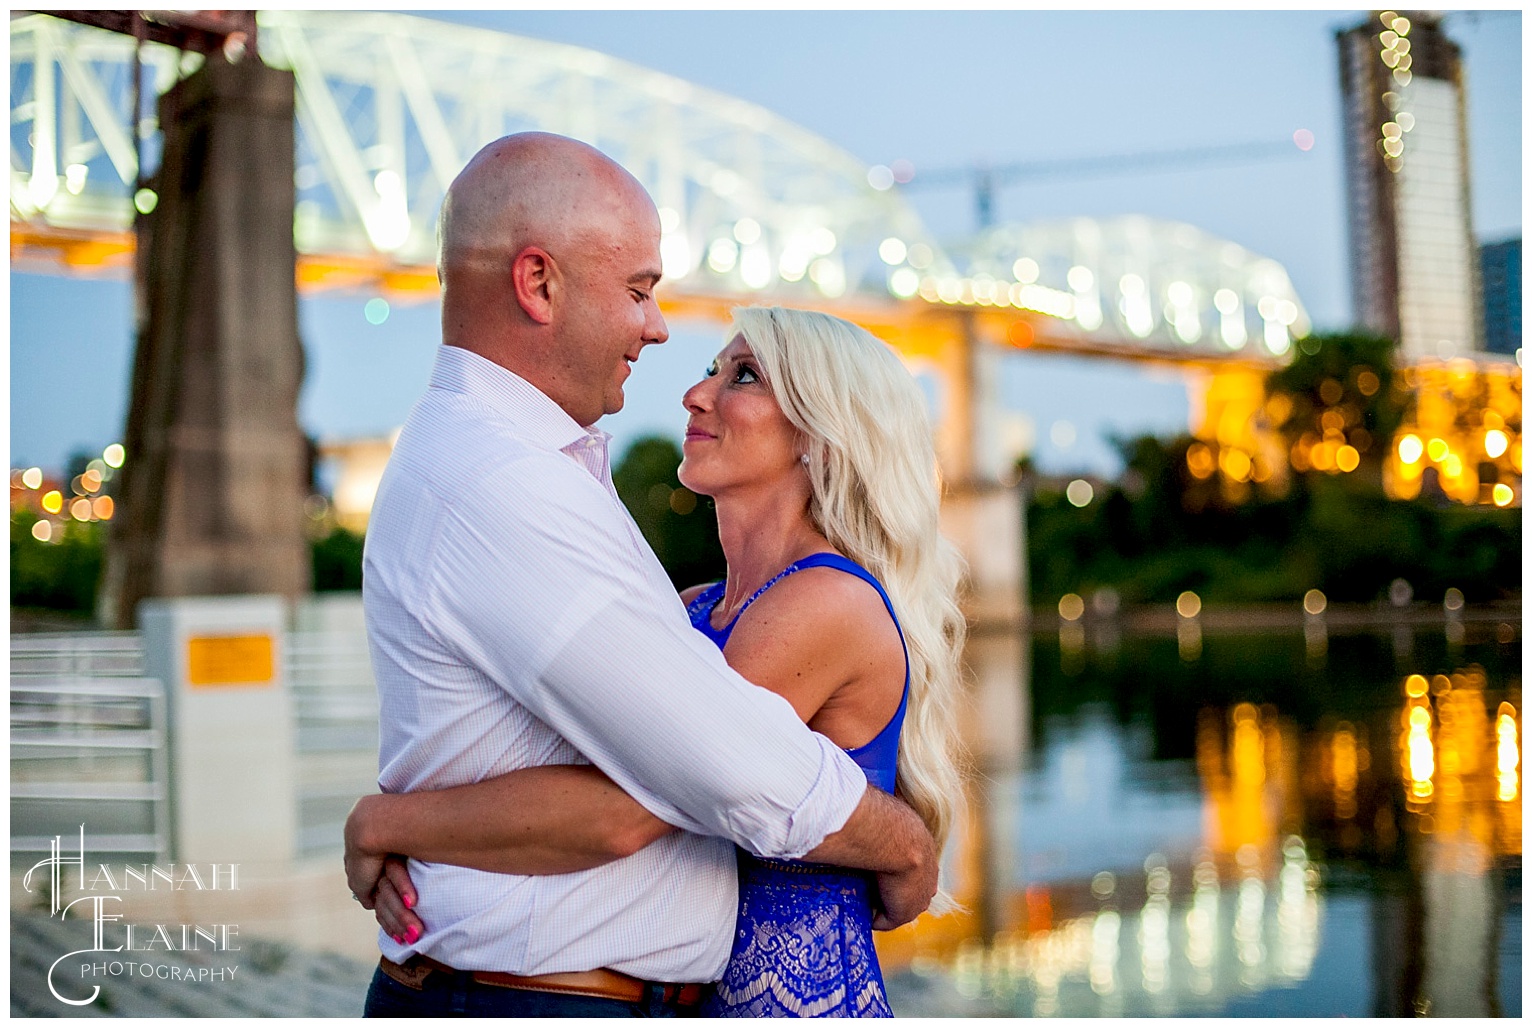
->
[346,796,428,943]
[370,856,426,944]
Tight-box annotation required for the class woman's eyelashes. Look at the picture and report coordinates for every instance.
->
[704,360,760,385]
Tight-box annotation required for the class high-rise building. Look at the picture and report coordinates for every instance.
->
[1479,238,1521,356]
[1338,12,1483,358]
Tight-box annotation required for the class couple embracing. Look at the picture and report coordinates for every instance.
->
[343,131,966,1018]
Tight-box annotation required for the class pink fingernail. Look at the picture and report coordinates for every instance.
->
[393,934,404,944]
[405,925,420,943]
[403,894,415,910]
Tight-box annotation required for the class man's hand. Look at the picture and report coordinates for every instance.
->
[803,783,940,929]
[872,856,939,931]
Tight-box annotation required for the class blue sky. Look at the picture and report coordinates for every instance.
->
[9,9,1522,477]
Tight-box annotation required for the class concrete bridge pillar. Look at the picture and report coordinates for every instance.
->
[101,55,308,628]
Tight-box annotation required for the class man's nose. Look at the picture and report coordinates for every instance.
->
[645,299,669,347]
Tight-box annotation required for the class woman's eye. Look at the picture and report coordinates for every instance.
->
[734,365,759,384]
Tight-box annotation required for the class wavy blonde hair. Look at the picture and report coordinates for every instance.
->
[730,306,968,864]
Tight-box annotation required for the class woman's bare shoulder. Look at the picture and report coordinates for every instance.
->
[732,565,903,664]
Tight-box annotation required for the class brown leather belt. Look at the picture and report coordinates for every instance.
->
[380,953,706,1007]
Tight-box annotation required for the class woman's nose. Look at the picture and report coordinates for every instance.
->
[682,376,713,413]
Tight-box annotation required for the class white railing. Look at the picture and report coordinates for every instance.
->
[286,629,380,856]
[11,632,170,859]
[10,624,382,860]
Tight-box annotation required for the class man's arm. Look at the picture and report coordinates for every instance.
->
[805,784,938,929]
[428,470,870,863]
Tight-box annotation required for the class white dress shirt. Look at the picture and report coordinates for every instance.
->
[363,344,867,982]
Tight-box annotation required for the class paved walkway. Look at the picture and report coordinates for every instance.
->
[10,911,374,1018]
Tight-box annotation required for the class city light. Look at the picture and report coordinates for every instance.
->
[1484,429,1509,458]
[133,187,158,214]
[1058,593,1085,621]
[103,444,125,468]
[1492,483,1513,507]
[92,495,115,520]
[364,298,390,325]
[1302,589,1326,616]
[1496,704,1519,802]
[41,490,63,514]
[1065,479,1093,507]
[1176,591,1201,618]
[22,467,43,489]
[69,498,91,521]
[31,520,52,542]
[878,237,907,265]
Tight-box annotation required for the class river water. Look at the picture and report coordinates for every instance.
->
[879,617,1522,1017]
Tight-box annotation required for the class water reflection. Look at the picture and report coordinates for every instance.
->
[879,621,1521,1017]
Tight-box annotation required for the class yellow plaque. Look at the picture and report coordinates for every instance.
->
[186,634,275,687]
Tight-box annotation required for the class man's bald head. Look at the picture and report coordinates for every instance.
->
[438,132,656,281]
[434,132,670,425]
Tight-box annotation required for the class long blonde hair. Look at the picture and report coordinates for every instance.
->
[730,306,967,859]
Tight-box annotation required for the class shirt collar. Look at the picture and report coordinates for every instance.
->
[428,344,610,455]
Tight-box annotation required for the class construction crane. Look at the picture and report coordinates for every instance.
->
[883,138,1312,230]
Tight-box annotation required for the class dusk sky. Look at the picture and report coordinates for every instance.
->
[9,9,1522,477]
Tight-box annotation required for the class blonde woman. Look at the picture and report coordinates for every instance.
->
[347,307,966,1017]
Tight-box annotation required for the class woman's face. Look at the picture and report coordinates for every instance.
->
[678,334,803,497]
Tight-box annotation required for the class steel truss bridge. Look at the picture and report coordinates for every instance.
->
[11,10,1313,370]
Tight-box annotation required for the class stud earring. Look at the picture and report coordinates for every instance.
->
[800,454,810,466]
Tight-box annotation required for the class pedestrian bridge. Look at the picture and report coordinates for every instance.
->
[10,9,1310,368]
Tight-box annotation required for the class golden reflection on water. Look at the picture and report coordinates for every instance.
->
[878,643,1520,1016]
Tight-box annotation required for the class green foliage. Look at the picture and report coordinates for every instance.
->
[1268,331,1407,481]
[613,436,726,590]
[1028,434,1521,608]
[312,526,365,592]
[11,511,105,614]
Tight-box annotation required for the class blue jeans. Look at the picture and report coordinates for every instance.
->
[363,965,698,1018]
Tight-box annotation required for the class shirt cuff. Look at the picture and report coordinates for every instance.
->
[724,734,868,860]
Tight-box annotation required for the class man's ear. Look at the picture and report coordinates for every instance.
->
[510,246,557,325]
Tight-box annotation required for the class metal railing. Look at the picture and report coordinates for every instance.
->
[11,633,170,859]
[286,630,380,856]
[10,626,382,861]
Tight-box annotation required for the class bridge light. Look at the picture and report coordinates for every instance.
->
[104,444,125,469]
[707,238,738,274]
[889,267,920,299]
[65,163,89,195]
[1492,484,1514,507]
[1398,434,1424,464]
[740,245,772,290]
[732,218,761,245]
[660,232,692,279]
[809,258,845,298]
[808,227,837,256]
[1426,438,1449,462]
[879,237,907,265]
[779,245,810,282]
[658,207,682,234]
[1013,258,1040,284]
[867,165,895,191]
[1484,429,1509,458]
[1066,265,1093,292]
[908,243,933,270]
[710,169,741,197]
[134,188,158,215]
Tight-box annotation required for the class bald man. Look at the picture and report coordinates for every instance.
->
[349,133,938,1017]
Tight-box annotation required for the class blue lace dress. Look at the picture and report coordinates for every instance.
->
[686,552,906,1018]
